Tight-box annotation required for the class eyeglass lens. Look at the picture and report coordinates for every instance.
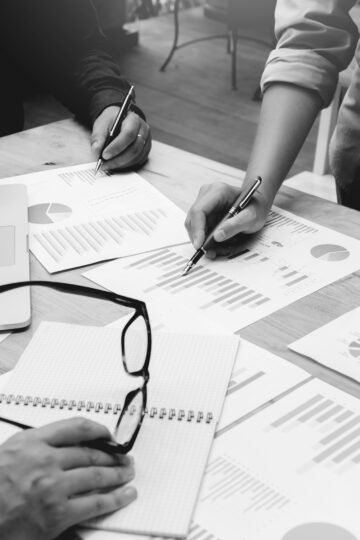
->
[115,390,145,446]
[123,313,149,373]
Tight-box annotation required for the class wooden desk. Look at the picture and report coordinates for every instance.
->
[1,118,360,400]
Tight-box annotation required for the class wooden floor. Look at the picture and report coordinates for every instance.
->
[23,7,318,177]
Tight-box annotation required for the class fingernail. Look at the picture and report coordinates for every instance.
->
[124,466,135,482]
[214,229,226,242]
[102,150,111,160]
[123,486,137,502]
[206,250,216,260]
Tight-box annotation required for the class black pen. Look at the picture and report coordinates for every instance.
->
[94,85,135,175]
[182,176,262,276]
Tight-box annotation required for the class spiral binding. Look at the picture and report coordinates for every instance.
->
[0,393,214,424]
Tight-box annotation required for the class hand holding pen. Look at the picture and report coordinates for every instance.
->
[184,177,263,274]
[91,85,152,173]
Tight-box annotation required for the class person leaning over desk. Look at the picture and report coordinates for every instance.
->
[185,0,360,257]
[0,0,151,171]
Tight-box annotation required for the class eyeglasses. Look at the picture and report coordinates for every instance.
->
[0,280,151,454]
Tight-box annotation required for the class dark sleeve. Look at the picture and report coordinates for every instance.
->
[27,0,146,126]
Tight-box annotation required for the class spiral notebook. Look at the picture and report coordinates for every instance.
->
[0,322,238,538]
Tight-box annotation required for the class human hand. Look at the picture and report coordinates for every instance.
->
[91,106,151,171]
[0,417,136,540]
[185,182,271,259]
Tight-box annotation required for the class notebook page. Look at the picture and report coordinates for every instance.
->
[0,322,239,537]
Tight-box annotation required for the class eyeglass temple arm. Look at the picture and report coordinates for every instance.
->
[0,280,146,311]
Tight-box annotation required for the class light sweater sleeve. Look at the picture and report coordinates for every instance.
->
[261,0,359,107]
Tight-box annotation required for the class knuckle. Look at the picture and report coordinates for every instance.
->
[213,181,227,191]
[124,122,138,141]
[92,467,104,487]
[94,495,107,515]
[34,474,58,498]
[199,183,211,195]
[76,417,95,438]
[84,447,100,467]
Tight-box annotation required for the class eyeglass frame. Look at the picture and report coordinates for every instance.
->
[0,280,151,454]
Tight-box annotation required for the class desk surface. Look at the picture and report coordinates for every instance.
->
[1,118,360,398]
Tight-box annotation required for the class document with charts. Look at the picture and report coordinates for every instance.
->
[0,322,238,538]
[188,378,360,540]
[0,163,188,272]
[290,306,360,382]
[84,206,360,331]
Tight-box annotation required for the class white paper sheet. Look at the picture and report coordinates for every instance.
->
[289,306,360,382]
[80,378,360,540]
[0,334,9,345]
[192,378,360,540]
[0,163,188,272]
[84,206,360,331]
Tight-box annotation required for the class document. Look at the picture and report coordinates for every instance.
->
[84,206,360,331]
[80,378,360,540]
[0,322,238,538]
[191,378,360,540]
[290,307,360,382]
[0,163,188,273]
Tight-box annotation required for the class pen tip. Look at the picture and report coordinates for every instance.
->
[94,159,102,175]
[182,264,191,277]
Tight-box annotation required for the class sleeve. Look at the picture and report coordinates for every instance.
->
[260,0,359,107]
[35,0,146,126]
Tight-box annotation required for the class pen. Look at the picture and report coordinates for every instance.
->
[182,176,262,276]
[94,85,135,175]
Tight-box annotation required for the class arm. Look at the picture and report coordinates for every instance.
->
[185,0,358,257]
[30,0,151,170]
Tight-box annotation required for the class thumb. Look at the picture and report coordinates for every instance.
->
[213,206,255,242]
[91,108,118,158]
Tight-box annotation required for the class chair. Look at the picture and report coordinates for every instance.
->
[161,0,276,92]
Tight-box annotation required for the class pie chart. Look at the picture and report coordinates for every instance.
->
[28,203,72,224]
[310,244,350,262]
[282,523,357,540]
[348,338,360,359]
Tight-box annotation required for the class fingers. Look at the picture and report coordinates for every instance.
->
[213,206,256,242]
[91,105,119,157]
[103,112,141,159]
[64,463,135,496]
[185,183,241,248]
[91,107,152,171]
[184,209,207,249]
[67,485,137,527]
[104,115,152,171]
[33,417,112,448]
[56,446,134,470]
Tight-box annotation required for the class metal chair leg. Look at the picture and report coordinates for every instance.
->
[160,0,181,72]
[230,27,238,90]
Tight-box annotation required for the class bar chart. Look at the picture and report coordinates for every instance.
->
[267,382,360,474]
[58,167,108,187]
[190,378,360,540]
[99,206,360,330]
[33,207,167,262]
[26,163,188,272]
[201,455,290,512]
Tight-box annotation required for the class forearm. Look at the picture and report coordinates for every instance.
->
[244,83,323,207]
